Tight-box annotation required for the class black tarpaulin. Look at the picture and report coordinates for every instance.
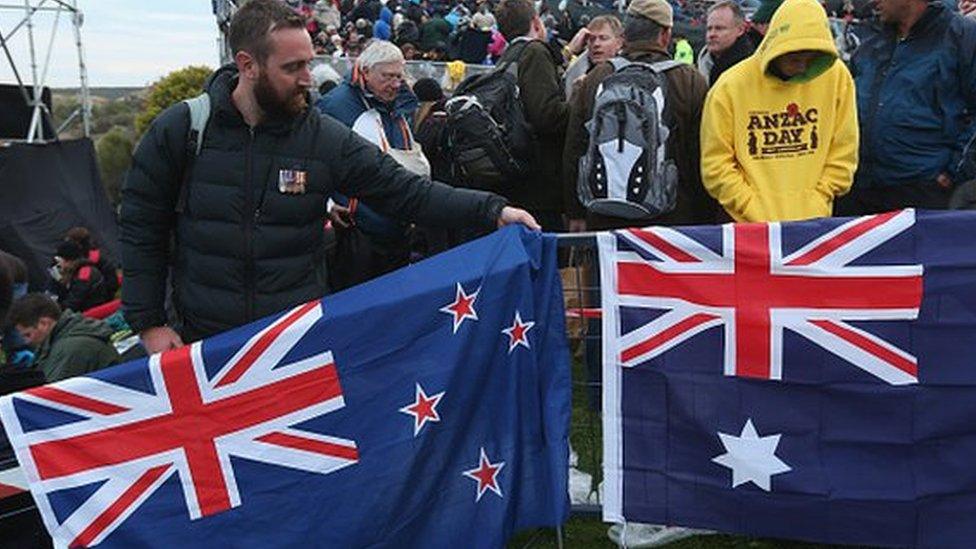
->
[0,138,119,291]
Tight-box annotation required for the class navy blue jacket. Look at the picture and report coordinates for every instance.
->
[851,3,976,188]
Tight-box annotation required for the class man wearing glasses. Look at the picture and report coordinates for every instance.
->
[318,40,430,289]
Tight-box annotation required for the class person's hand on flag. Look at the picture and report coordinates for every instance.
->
[497,206,541,231]
[140,325,184,354]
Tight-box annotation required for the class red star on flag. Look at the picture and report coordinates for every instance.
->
[501,311,535,353]
[462,447,505,502]
[439,282,479,334]
[398,383,445,437]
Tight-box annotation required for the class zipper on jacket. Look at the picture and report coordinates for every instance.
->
[244,126,256,322]
[863,44,898,180]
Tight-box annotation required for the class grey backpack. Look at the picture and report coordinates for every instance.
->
[175,93,211,213]
[578,58,681,220]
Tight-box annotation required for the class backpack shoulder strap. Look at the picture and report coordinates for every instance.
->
[176,92,211,213]
[183,92,211,156]
[609,57,632,72]
[649,60,684,73]
[613,59,683,74]
[498,39,533,73]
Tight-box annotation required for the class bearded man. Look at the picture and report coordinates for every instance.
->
[120,0,538,353]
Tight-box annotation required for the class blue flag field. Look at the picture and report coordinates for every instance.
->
[600,209,976,548]
[0,226,570,548]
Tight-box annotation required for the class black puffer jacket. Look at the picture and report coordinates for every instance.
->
[709,34,756,87]
[121,66,506,342]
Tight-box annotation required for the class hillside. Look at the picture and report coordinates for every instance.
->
[47,86,146,206]
[52,87,145,102]
[51,87,145,141]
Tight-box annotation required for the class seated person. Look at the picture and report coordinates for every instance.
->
[50,240,110,312]
[8,293,120,383]
[64,226,120,299]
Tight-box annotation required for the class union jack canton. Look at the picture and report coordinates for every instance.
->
[603,208,923,386]
[0,301,358,548]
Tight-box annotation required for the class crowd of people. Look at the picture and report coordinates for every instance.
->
[287,0,518,63]
[307,0,974,278]
[279,0,928,74]
[285,0,728,68]
[0,0,972,387]
[0,0,972,543]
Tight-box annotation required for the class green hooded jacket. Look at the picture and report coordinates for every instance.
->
[36,311,120,382]
[674,39,695,65]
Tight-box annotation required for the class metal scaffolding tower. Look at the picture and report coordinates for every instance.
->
[212,0,239,66]
[0,0,91,142]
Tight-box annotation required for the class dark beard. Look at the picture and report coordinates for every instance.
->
[254,71,306,120]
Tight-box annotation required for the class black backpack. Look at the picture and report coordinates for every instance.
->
[444,41,534,190]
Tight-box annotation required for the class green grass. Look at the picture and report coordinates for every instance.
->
[568,335,602,498]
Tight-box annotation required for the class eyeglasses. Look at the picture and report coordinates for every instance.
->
[378,71,406,82]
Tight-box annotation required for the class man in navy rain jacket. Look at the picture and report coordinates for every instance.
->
[318,40,428,289]
[837,0,976,214]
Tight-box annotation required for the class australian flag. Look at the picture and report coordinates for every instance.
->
[0,226,570,548]
[600,210,976,548]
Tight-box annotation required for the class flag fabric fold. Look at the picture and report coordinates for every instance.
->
[1,226,570,548]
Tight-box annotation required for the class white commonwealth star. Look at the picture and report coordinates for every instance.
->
[711,418,792,492]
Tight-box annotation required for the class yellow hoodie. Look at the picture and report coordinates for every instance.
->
[700,0,858,222]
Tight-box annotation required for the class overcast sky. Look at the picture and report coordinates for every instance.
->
[0,0,220,88]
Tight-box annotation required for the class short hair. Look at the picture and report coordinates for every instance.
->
[8,293,61,328]
[623,13,664,43]
[355,40,405,71]
[588,14,623,36]
[413,77,444,102]
[495,0,536,41]
[65,226,93,252]
[55,241,84,262]
[708,1,746,23]
[228,0,306,63]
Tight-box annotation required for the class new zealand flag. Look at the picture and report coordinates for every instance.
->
[600,210,976,548]
[0,226,570,548]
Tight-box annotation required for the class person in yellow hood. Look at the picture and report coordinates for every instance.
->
[700,0,858,222]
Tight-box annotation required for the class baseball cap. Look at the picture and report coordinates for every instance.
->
[627,0,674,28]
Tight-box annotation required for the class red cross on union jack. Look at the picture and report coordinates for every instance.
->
[5,301,358,548]
[605,210,924,385]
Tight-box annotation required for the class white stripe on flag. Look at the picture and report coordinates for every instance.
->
[0,466,28,492]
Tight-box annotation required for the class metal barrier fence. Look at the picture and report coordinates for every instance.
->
[556,234,604,517]
[313,56,494,92]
